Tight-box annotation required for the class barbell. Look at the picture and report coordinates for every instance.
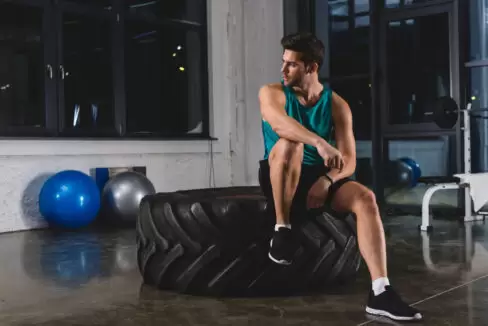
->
[424,96,488,129]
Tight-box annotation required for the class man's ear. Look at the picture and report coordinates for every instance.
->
[306,62,319,74]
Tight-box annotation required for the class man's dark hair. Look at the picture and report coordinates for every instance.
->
[280,32,324,69]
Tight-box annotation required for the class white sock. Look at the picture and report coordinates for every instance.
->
[372,277,390,296]
[275,224,291,231]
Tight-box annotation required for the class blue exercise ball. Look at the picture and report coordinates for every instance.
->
[399,157,421,187]
[39,170,101,229]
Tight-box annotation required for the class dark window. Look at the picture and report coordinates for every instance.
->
[125,3,206,136]
[126,0,205,24]
[469,0,488,62]
[467,0,488,172]
[330,77,372,140]
[322,0,371,139]
[0,0,208,139]
[62,0,113,10]
[0,2,45,129]
[328,0,370,76]
[61,13,114,131]
[386,13,450,125]
[385,0,439,9]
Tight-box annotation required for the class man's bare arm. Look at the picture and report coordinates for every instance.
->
[259,84,326,148]
[327,91,356,181]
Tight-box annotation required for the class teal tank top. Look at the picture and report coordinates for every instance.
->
[261,83,333,166]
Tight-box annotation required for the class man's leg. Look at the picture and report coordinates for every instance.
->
[269,138,304,226]
[267,138,303,265]
[329,181,422,321]
[330,181,387,281]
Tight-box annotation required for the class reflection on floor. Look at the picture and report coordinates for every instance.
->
[1,215,488,325]
[386,184,460,209]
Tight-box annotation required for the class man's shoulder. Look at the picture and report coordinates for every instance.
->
[259,83,285,102]
[260,82,284,93]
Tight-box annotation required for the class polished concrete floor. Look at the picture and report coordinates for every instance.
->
[1,214,488,325]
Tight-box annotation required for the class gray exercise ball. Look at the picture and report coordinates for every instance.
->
[101,171,156,223]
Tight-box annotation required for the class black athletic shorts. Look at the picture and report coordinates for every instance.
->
[258,159,353,218]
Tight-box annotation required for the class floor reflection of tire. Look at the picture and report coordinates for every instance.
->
[137,283,232,324]
[113,235,138,273]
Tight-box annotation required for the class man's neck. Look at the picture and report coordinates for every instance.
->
[295,77,323,101]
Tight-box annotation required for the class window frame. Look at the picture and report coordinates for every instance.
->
[318,0,373,140]
[379,2,459,137]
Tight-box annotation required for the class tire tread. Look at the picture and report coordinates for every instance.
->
[137,187,361,296]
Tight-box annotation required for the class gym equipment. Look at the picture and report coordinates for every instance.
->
[421,100,488,232]
[101,171,156,223]
[425,95,488,129]
[400,157,421,186]
[39,170,101,229]
[387,157,421,189]
[137,186,360,296]
[356,157,421,190]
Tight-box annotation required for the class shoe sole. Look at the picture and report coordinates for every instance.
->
[268,252,292,265]
[268,239,292,266]
[366,307,422,321]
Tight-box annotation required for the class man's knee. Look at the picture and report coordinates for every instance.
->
[353,187,379,214]
[269,138,303,165]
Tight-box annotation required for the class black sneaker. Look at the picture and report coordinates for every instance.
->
[268,227,294,265]
[366,286,422,321]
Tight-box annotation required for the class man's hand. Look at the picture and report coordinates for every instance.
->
[316,140,344,171]
[306,177,332,209]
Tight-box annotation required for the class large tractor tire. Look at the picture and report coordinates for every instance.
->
[136,186,361,297]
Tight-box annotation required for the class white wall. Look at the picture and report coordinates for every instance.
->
[226,0,283,185]
[0,0,284,233]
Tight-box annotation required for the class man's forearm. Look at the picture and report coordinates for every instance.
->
[271,114,327,148]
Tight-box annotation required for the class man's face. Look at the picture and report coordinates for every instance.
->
[281,50,307,87]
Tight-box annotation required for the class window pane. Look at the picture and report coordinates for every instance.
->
[62,0,113,10]
[469,67,488,112]
[126,0,205,24]
[469,67,488,172]
[355,0,369,14]
[125,22,204,135]
[386,13,450,125]
[330,77,372,140]
[385,0,437,8]
[328,0,370,76]
[62,14,114,130]
[469,0,488,61]
[0,3,45,128]
[329,0,349,32]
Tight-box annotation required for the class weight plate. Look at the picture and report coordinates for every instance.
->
[433,96,458,129]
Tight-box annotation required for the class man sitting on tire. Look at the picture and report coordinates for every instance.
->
[258,32,422,322]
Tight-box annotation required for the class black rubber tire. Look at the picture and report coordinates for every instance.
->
[136,186,361,296]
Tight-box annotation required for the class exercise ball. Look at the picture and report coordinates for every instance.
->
[399,157,421,187]
[39,170,101,229]
[101,171,155,223]
[386,159,417,189]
